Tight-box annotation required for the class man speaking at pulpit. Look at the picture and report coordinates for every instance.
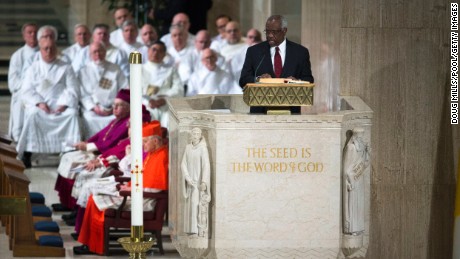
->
[239,15,314,114]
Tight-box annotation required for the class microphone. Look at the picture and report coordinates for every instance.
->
[254,54,265,82]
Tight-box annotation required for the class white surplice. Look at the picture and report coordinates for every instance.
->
[16,57,81,155]
[177,49,226,85]
[62,43,88,73]
[7,44,38,141]
[79,60,128,138]
[166,43,195,68]
[74,44,129,78]
[160,32,195,51]
[142,60,184,127]
[109,28,143,48]
[186,66,242,96]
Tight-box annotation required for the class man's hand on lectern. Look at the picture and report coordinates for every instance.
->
[259,73,271,78]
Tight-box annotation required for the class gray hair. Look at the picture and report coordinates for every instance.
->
[267,15,288,29]
[74,24,89,33]
[37,25,58,41]
[121,20,138,30]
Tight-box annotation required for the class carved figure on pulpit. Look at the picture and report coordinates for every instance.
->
[197,183,211,237]
[181,127,211,236]
[343,127,370,235]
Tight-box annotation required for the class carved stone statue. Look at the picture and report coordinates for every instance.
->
[181,127,211,236]
[343,127,370,235]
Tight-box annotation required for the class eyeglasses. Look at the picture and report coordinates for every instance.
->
[226,29,238,33]
[264,29,283,35]
[112,103,128,108]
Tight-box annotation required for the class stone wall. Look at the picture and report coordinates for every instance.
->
[340,0,455,258]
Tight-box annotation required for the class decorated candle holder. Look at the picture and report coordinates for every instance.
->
[118,226,156,259]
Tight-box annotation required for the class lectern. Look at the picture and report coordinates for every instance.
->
[243,81,314,115]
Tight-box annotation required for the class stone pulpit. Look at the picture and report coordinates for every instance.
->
[168,95,372,258]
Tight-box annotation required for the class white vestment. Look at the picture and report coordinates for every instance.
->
[118,41,143,60]
[142,61,184,127]
[62,43,88,73]
[187,66,242,96]
[79,60,128,138]
[74,44,129,77]
[160,32,195,51]
[166,44,195,68]
[16,58,81,155]
[219,40,247,61]
[109,28,143,48]
[178,49,226,85]
[8,44,38,141]
[227,46,249,87]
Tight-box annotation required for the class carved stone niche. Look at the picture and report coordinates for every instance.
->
[168,95,372,258]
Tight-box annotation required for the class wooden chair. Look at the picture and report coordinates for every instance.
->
[103,190,168,255]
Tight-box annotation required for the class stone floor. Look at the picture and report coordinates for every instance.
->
[0,96,181,258]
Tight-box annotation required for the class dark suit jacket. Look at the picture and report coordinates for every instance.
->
[239,39,314,87]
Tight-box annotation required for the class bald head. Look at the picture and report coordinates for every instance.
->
[201,48,217,71]
[140,24,158,46]
[113,7,132,27]
[194,30,211,51]
[225,21,241,44]
[245,28,262,46]
[89,41,106,63]
[172,13,190,31]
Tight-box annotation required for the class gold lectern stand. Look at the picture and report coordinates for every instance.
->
[243,82,315,115]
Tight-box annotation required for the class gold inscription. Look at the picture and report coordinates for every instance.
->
[232,147,323,174]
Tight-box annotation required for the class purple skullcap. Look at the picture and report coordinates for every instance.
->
[116,89,130,103]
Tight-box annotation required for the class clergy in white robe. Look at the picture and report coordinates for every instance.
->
[16,38,81,157]
[8,23,38,141]
[62,24,91,73]
[187,48,242,96]
[79,42,128,138]
[23,25,71,77]
[160,13,195,50]
[138,24,158,64]
[118,20,143,58]
[210,14,231,49]
[98,24,130,76]
[220,22,253,88]
[73,24,129,77]
[142,41,184,127]
[178,30,226,85]
[166,24,195,67]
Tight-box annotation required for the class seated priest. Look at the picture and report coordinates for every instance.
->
[52,89,131,211]
[186,48,241,96]
[16,37,81,168]
[73,121,169,255]
[70,122,159,237]
[79,41,128,138]
[142,41,183,127]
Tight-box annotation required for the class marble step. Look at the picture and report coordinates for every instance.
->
[0,82,8,92]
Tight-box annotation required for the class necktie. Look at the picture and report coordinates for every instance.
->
[274,46,282,78]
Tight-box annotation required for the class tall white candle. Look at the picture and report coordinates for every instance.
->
[129,51,143,226]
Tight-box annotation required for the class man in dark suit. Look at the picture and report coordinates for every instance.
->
[239,15,314,114]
